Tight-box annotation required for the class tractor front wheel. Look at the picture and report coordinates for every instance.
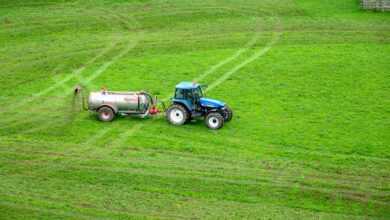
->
[205,112,224,130]
[167,104,188,126]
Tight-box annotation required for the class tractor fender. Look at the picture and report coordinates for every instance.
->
[205,108,224,115]
[97,104,118,114]
[172,101,191,114]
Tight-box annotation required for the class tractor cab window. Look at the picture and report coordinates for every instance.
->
[193,87,203,99]
[175,87,203,100]
[175,89,184,99]
[175,89,192,99]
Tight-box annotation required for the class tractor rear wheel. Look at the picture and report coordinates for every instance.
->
[205,112,224,129]
[167,104,188,126]
[98,106,115,122]
[223,105,233,122]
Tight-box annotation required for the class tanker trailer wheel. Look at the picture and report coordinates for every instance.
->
[223,105,233,122]
[166,104,188,126]
[205,112,224,130]
[98,106,115,122]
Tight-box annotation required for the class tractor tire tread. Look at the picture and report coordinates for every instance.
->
[223,105,233,122]
[205,112,224,129]
[166,104,189,125]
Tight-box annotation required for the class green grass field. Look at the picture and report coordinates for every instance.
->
[0,0,389,219]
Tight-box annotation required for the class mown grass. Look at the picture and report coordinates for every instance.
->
[0,0,389,219]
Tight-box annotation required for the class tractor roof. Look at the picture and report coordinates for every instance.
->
[176,81,200,89]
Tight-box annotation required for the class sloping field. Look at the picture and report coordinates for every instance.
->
[0,0,389,219]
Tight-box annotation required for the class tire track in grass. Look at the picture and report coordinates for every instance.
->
[0,1,77,9]
[16,12,144,134]
[70,166,389,206]
[29,39,120,99]
[205,20,281,92]
[137,130,390,163]
[0,198,178,220]
[1,62,66,89]
[132,4,271,20]
[0,13,140,132]
[0,38,120,115]
[0,200,95,220]
[77,39,139,88]
[2,152,386,212]
[2,153,389,208]
[1,44,111,75]
[0,15,108,35]
[0,40,124,130]
[107,123,143,148]
[193,25,262,83]
[0,99,67,130]
[81,120,130,151]
[19,36,140,134]
[1,142,389,204]
[1,10,123,115]
[0,36,119,127]
[0,187,380,220]
[0,14,120,128]
[82,126,118,147]
[0,193,189,220]
[2,135,389,185]
[1,10,118,73]
[1,145,389,198]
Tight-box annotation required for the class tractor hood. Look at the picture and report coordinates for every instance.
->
[200,98,225,108]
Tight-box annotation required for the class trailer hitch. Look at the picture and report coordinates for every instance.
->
[149,106,159,115]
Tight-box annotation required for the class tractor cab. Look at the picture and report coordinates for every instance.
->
[173,82,204,111]
[173,82,226,112]
[167,81,233,129]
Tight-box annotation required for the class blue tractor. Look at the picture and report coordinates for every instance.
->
[166,82,233,129]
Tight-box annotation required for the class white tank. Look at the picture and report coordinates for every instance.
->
[88,90,152,114]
